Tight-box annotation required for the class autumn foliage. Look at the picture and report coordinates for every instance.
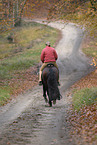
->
[1,0,96,33]
[0,0,28,32]
[91,56,97,68]
[69,68,97,144]
[69,103,97,144]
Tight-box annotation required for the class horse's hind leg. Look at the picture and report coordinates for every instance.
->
[43,86,48,103]
[53,100,56,105]
[43,94,48,103]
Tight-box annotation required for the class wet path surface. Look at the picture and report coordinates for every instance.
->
[0,87,75,145]
[0,21,93,145]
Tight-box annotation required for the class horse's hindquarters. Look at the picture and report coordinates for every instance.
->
[42,66,60,106]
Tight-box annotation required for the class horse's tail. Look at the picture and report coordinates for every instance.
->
[47,68,61,101]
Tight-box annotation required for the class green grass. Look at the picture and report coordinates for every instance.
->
[0,21,59,79]
[0,20,60,105]
[72,87,97,111]
[82,45,97,58]
[0,21,59,59]
[0,87,10,106]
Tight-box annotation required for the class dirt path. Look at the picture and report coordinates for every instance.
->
[0,20,93,145]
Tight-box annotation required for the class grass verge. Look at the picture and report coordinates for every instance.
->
[72,87,97,111]
[0,87,10,106]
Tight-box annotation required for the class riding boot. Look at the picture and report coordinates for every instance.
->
[58,81,60,86]
[39,71,42,85]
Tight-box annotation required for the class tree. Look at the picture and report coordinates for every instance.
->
[0,0,28,32]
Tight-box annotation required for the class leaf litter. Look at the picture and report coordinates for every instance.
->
[68,69,97,144]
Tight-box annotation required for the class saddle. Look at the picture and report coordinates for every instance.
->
[47,63,54,67]
[42,63,60,86]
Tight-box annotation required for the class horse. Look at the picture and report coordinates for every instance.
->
[42,63,62,107]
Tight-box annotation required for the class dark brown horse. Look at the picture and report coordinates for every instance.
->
[42,63,62,107]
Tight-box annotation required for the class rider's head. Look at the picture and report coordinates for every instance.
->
[46,41,50,47]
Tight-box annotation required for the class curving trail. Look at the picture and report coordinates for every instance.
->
[0,20,93,145]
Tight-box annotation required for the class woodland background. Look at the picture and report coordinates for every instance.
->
[0,0,97,33]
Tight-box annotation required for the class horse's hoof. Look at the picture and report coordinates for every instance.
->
[49,101,52,107]
[45,98,48,103]
[53,100,56,105]
[45,104,50,107]
[45,104,52,107]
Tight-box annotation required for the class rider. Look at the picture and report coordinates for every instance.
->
[39,41,60,86]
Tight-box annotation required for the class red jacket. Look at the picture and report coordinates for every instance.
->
[41,46,58,63]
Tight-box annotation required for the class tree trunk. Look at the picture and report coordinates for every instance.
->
[90,0,96,11]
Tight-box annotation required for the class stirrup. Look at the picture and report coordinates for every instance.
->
[58,82,60,86]
[39,81,42,86]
